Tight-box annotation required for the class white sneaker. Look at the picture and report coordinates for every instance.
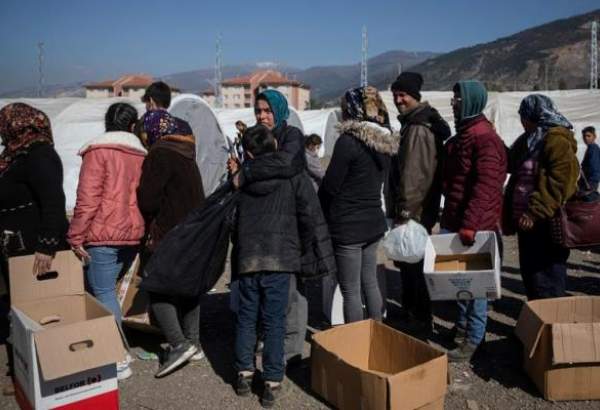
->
[117,361,132,380]
[190,349,205,361]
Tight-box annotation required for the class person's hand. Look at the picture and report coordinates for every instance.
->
[227,156,240,175]
[232,172,241,189]
[33,252,54,276]
[458,228,476,246]
[72,246,90,263]
[518,213,535,231]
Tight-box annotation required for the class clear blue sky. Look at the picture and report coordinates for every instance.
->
[1,0,599,92]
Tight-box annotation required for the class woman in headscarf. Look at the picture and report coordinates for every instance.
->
[441,81,507,362]
[504,94,578,300]
[136,109,206,378]
[0,102,68,393]
[319,86,398,323]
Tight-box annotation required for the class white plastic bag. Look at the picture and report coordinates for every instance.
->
[382,220,429,263]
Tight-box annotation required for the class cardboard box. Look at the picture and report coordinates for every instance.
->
[515,296,600,401]
[423,232,501,301]
[9,251,126,409]
[116,255,160,334]
[311,320,447,409]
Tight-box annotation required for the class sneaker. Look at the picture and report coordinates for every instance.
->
[235,372,253,397]
[447,342,478,363]
[261,382,282,408]
[190,348,205,361]
[117,361,132,380]
[155,342,197,378]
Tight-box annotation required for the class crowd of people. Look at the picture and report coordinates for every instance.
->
[0,73,598,407]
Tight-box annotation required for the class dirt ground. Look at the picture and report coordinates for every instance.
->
[1,234,600,409]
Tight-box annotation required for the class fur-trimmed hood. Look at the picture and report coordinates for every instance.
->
[79,131,147,156]
[336,120,399,155]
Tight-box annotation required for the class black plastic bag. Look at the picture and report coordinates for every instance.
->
[140,182,238,298]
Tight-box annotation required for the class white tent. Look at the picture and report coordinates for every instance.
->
[0,96,230,209]
[169,94,229,195]
[298,108,341,157]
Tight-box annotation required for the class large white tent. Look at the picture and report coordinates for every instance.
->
[0,96,228,209]
[298,108,341,157]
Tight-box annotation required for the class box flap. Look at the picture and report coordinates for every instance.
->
[515,301,546,358]
[33,316,125,380]
[9,251,84,305]
[388,355,448,410]
[552,323,600,365]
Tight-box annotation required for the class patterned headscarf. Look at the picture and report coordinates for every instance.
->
[256,89,289,128]
[0,103,54,175]
[518,94,572,154]
[142,109,193,147]
[341,86,390,128]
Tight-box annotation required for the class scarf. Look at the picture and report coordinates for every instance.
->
[518,94,572,154]
[454,80,488,123]
[142,110,194,147]
[341,86,390,128]
[0,103,54,175]
[256,89,290,128]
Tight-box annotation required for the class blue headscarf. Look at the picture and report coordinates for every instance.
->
[454,80,488,122]
[256,89,289,128]
[518,94,572,154]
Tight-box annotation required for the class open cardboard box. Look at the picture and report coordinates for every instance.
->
[311,320,447,409]
[515,296,600,401]
[9,251,125,409]
[423,232,501,301]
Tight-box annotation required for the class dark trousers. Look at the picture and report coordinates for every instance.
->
[284,275,307,361]
[518,223,570,300]
[150,293,201,348]
[397,260,432,323]
[235,272,290,382]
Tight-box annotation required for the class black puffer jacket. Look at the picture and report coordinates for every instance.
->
[319,121,399,245]
[0,143,69,256]
[240,121,306,183]
[234,153,334,277]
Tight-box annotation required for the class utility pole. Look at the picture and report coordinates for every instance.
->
[544,63,549,91]
[37,42,45,97]
[592,21,598,90]
[397,63,402,76]
[361,26,368,87]
[214,34,223,108]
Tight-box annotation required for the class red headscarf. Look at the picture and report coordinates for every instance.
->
[0,103,54,175]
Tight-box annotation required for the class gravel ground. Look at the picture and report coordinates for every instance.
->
[1,234,599,409]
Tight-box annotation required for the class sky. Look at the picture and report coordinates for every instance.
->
[1,0,599,92]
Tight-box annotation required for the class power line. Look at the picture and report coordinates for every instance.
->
[361,26,368,87]
[592,21,598,90]
[37,42,45,97]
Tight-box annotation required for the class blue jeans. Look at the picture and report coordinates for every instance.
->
[85,246,137,325]
[235,272,290,382]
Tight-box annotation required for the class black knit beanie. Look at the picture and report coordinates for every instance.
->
[391,72,423,101]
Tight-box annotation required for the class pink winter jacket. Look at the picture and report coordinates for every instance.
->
[67,131,147,248]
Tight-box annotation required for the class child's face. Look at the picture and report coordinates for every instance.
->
[583,131,596,146]
[308,144,321,153]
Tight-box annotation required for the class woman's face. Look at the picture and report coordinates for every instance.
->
[520,116,537,133]
[255,100,275,130]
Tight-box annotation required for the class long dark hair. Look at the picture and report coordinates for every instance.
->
[105,103,138,132]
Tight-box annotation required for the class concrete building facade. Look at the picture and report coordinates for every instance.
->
[84,74,180,99]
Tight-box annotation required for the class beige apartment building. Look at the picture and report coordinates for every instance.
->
[217,70,310,110]
[84,74,180,99]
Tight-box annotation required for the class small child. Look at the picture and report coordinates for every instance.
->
[304,133,324,191]
[233,124,324,408]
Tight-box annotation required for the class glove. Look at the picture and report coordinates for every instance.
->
[458,228,476,246]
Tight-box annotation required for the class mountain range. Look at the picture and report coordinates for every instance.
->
[2,8,599,103]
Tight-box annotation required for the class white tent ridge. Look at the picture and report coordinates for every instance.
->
[298,108,341,157]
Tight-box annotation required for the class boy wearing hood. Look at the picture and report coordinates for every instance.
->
[233,124,330,408]
[388,72,451,333]
[441,81,507,362]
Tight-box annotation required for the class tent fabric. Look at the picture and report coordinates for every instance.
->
[298,108,341,157]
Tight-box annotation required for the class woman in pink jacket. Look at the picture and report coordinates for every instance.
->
[67,103,146,378]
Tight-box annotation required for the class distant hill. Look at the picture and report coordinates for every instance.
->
[410,9,600,91]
